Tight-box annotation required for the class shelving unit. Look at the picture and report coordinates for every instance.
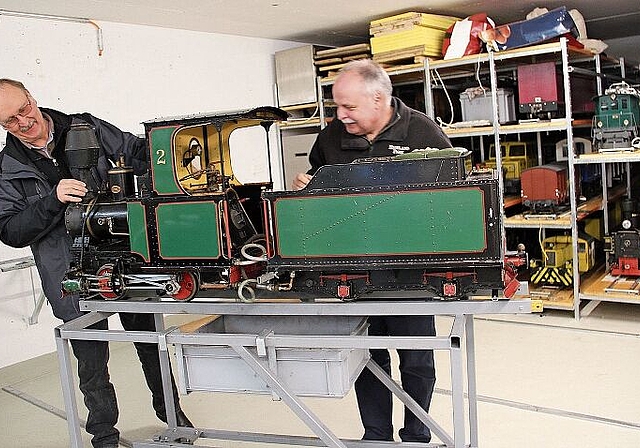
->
[277,38,640,319]
[423,39,640,318]
[425,39,589,317]
[573,149,640,315]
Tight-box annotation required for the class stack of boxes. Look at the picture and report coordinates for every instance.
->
[370,12,460,64]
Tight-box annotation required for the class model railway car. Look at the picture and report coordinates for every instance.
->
[520,163,569,215]
[62,106,514,302]
[592,82,640,152]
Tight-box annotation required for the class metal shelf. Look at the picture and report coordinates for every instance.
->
[574,150,640,164]
[443,119,572,139]
[426,39,584,318]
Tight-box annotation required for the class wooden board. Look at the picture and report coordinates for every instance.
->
[528,285,574,310]
[370,12,459,33]
[313,57,343,67]
[314,43,371,59]
[179,315,219,333]
[316,55,370,74]
[503,195,522,209]
[372,45,435,64]
[506,186,627,227]
[370,28,446,56]
[320,61,425,83]
[314,43,371,74]
[371,20,425,37]
[581,266,640,302]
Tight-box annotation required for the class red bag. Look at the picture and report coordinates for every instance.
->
[442,13,495,60]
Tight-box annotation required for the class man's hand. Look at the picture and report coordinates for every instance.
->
[56,179,88,203]
[292,173,312,190]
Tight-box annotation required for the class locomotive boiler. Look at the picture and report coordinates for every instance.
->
[62,106,515,302]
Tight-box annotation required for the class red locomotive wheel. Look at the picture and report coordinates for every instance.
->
[96,264,125,300]
[171,271,198,301]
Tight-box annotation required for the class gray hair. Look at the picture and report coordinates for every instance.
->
[0,78,27,92]
[338,59,392,100]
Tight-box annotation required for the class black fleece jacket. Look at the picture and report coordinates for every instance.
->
[307,97,452,174]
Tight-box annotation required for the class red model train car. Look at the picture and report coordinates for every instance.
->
[520,163,569,215]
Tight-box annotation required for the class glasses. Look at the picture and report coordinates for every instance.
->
[0,96,33,129]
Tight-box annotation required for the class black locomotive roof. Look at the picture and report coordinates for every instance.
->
[142,106,289,128]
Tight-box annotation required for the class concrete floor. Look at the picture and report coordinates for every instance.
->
[1,301,640,448]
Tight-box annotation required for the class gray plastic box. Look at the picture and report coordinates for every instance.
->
[459,88,516,124]
[174,315,369,397]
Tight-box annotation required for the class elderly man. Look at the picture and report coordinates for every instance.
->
[293,59,452,442]
[0,78,192,448]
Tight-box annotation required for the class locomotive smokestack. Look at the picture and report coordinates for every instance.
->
[65,122,102,200]
[620,197,638,229]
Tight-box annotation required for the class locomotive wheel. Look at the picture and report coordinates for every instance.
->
[171,271,198,301]
[96,264,125,300]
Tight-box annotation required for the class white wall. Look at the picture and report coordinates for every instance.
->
[0,15,299,368]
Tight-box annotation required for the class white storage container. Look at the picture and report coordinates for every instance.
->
[174,315,369,398]
[459,88,516,124]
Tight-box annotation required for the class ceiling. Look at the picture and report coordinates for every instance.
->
[1,0,639,64]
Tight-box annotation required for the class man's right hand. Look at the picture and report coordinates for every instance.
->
[56,179,88,203]
[292,173,313,190]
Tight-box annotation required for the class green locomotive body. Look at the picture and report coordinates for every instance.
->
[63,107,512,302]
[592,82,640,151]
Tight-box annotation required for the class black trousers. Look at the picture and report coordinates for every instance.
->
[70,312,182,448]
[355,315,436,442]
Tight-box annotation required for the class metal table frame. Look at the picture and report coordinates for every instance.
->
[0,256,46,325]
[55,298,536,448]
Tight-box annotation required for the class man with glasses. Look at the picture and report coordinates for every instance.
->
[0,78,192,448]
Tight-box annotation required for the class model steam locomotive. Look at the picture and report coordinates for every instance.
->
[62,106,515,302]
[604,198,640,277]
[592,82,640,152]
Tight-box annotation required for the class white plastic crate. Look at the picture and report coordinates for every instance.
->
[459,88,516,124]
[174,315,369,397]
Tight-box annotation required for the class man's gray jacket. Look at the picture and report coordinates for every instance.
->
[0,108,146,321]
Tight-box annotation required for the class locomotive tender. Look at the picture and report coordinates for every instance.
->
[63,106,514,302]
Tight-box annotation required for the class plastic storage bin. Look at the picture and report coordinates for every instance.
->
[459,88,516,124]
[174,315,369,397]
